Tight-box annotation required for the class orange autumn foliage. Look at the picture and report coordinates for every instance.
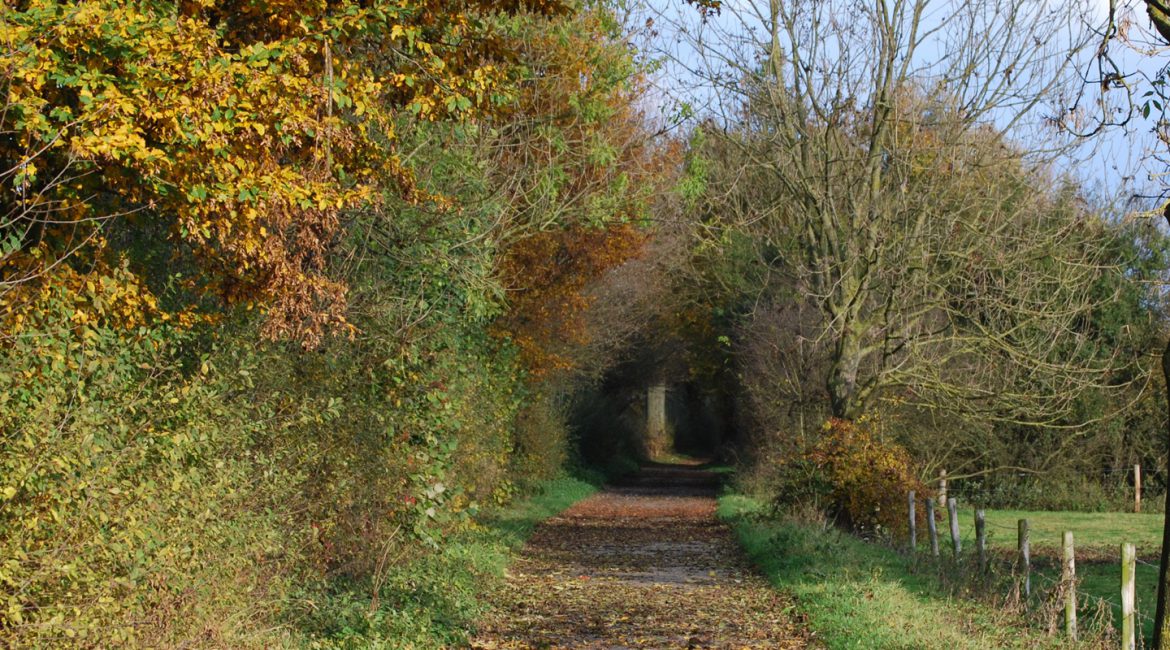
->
[484,8,679,376]
[496,224,646,375]
[808,417,927,538]
[0,0,567,346]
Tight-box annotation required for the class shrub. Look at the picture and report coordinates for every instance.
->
[805,417,927,539]
[952,472,1133,512]
[0,270,541,647]
[0,280,301,647]
[767,416,931,537]
[511,391,570,490]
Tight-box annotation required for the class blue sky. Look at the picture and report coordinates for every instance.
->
[634,0,1170,213]
[1078,0,1170,208]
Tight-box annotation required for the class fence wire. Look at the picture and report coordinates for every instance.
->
[905,493,1162,633]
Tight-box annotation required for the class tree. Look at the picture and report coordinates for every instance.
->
[0,0,565,347]
[0,1,686,642]
[482,5,680,378]
[1109,2,1170,640]
[659,0,1129,428]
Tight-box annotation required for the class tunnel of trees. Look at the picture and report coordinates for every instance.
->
[5,0,1170,646]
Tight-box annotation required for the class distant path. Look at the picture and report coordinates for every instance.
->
[471,463,812,649]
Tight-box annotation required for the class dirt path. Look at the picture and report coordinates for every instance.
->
[471,464,812,649]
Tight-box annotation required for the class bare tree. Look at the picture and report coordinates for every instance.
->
[659,0,1134,428]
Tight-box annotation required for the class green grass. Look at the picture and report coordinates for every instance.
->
[487,475,599,545]
[957,508,1164,555]
[720,495,1094,649]
[298,475,597,648]
[1075,560,1158,644]
[949,508,1165,644]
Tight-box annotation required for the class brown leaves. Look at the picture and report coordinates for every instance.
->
[472,466,811,649]
[493,224,647,376]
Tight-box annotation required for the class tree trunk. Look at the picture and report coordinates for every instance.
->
[1153,198,1170,648]
[646,382,668,459]
[1153,338,1170,647]
[828,330,863,419]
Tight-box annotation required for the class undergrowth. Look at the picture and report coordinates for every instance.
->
[293,476,597,648]
[718,494,1108,649]
[0,291,594,647]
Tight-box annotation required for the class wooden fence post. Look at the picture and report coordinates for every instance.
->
[1122,542,1136,650]
[926,498,939,558]
[1063,531,1076,641]
[1135,464,1142,514]
[975,509,987,572]
[938,469,947,508]
[1018,519,1030,598]
[908,491,917,553]
[947,497,961,559]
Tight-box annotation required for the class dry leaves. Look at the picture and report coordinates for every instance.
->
[471,466,815,649]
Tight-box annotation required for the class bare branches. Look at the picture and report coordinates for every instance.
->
[668,0,1141,429]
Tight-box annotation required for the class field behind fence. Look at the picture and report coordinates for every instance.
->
[907,490,1165,648]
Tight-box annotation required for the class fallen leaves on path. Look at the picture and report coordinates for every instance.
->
[471,466,814,649]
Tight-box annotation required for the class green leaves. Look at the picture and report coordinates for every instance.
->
[0,1,662,646]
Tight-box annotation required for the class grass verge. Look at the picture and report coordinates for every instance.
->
[296,476,597,649]
[719,494,1092,649]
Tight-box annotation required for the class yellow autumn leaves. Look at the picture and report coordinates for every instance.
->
[1,0,556,346]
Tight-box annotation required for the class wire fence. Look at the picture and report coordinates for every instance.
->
[904,491,1160,648]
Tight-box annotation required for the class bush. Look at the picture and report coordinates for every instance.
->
[951,472,1134,512]
[0,271,546,647]
[808,418,928,537]
[0,281,301,647]
[758,417,926,539]
[511,390,570,491]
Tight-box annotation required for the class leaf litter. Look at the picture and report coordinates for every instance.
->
[471,465,815,649]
